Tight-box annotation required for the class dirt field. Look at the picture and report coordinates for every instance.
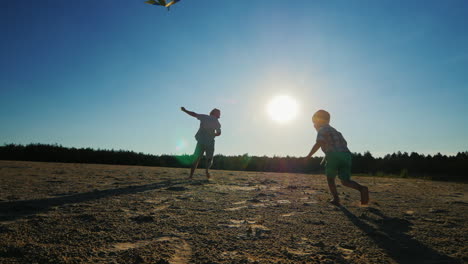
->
[0,160,466,263]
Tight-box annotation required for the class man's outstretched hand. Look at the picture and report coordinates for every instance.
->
[181,107,198,117]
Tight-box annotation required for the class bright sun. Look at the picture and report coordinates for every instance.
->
[267,95,299,123]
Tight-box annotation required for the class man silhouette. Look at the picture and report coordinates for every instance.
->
[181,107,221,179]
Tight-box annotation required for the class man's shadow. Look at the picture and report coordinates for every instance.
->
[0,178,202,222]
[340,207,459,264]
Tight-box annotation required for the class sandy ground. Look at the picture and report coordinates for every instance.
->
[0,160,467,264]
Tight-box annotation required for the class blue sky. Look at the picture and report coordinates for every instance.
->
[1,0,467,157]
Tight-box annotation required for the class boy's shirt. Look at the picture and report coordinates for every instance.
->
[316,124,350,153]
[195,114,221,144]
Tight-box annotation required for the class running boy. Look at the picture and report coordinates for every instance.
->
[181,107,221,179]
[305,110,369,206]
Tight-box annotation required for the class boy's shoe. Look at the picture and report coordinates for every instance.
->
[329,199,341,206]
[360,186,369,205]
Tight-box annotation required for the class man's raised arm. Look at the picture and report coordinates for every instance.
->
[181,107,198,118]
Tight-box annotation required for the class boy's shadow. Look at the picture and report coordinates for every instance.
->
[0,178,197,222]
[340,207,459,264]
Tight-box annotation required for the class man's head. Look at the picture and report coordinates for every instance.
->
[210,108,221,118]
[312,110,330,130]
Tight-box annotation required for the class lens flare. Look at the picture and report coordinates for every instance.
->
[175,138,188,152]
[175,154,193,166]
[174,138,192,166]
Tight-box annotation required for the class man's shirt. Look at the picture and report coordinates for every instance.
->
[195,114,221,144]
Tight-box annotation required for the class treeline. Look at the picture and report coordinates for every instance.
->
[0,144,467,181]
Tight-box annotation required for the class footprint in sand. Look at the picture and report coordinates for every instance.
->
[247,224,271,237]
[144,199,163,204]
[404,210,415,215]
[225,206,247,211]
[227,200,271,210]
[219,219,271,238]
[303,200,319,206]
[153,205,169,211]
[159,237,192,264]
[219,219,244,228]
[281,212,296,217]
[109,236,192,264]
[286,248,313,256]
[445,192,468,204]
[214,184,266,192]
[111,240,153,251]
[248,203,268,208]
[336,245,355,259]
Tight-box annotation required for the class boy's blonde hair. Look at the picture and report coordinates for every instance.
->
[312,110,330,124]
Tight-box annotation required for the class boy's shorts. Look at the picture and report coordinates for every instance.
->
[193,141,215,160]
[325,152,352,181]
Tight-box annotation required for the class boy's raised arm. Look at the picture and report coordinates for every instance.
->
[305,142,321,159]
[181,107,198,118]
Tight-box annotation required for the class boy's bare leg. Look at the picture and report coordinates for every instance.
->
[341,180,369,205]
[327,177,340,206]
[189,154,202,179]
[205,158,213,179]
[205,145,214,180]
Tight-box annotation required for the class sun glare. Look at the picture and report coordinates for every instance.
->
[267,95,298,123]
